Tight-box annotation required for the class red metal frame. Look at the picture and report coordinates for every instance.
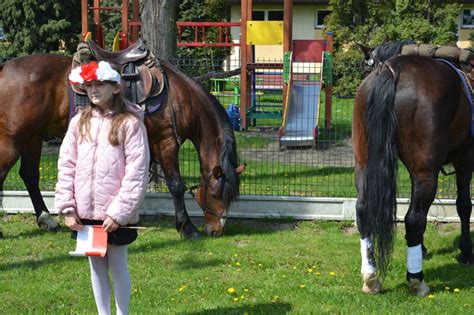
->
[177,22,240,47]
[81,0,141,49]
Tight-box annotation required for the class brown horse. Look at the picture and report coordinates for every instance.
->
[0,53,244,240]
[353,54,473,296]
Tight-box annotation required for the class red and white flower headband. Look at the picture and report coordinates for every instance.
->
[69,61,121,84]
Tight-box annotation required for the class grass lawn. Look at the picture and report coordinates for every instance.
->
[1,214,472,314]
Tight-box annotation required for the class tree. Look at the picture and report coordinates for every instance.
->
[140,0,178,61]
[324,0,462,96]
[0,0,81,56]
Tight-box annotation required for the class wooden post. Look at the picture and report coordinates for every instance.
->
[240,0,252,130]
[131,0,140,42]
[282,0,293,114]
[121,0,129,48]
[81,0,89,40]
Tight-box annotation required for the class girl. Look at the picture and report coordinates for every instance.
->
[55,61,150,315]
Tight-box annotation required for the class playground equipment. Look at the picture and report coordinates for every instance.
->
[81,0,141,50]
[278,36,333,148]
[239,0,333,132]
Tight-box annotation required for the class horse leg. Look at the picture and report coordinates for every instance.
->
[355,165,382,294]
[0,136,23,239]
[19,136,59,231]
[453,154,473,264]
[152,143,201,240]
[404,173,437,297]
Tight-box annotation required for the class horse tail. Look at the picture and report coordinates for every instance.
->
[364,63,399,276]
[219,123,240,208]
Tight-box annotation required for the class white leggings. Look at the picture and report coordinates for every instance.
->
[88,244,131,315]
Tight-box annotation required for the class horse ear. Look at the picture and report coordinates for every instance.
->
[235,164,246,175]
[212,166,223,178]
[383,33,390,43]
[356,43,372,60]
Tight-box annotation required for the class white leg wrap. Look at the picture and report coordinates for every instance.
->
[407,244,422,274]
[360,238,376,274]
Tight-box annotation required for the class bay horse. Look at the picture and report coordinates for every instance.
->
[353,53,473,296]
[0,52,244,240]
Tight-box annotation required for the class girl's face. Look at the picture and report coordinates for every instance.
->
[84,81,121,111]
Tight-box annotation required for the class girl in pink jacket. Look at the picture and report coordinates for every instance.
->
[55,61,150,315]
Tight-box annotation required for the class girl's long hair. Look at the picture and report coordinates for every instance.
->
[77,84,131,146]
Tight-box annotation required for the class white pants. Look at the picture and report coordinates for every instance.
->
[88,244,131,315]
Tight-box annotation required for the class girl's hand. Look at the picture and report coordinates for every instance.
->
[64,213,84,231]
[103,216,119,232]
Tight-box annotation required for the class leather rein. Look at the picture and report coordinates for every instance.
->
[187,172,228,220]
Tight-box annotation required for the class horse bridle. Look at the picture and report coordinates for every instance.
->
[187,172,228,220]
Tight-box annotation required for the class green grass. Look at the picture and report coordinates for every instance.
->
[1,214,472,313]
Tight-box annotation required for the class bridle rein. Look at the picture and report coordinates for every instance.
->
[187,171,228,220]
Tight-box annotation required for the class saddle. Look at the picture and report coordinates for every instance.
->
[71,38,164,105]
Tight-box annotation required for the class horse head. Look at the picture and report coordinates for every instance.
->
[194,164,245,236]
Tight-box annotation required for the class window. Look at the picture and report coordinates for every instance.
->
[268,11,284,21]
[315,10,331,29]
[252,11,265,21]
[462,9,474,28]
[252,10,283,21]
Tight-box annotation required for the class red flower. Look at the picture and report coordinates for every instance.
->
[81,61,99,82]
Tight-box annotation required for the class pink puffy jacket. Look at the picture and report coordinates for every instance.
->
[55,103,150,226]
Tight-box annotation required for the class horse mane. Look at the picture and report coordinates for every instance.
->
[375,40,416,63]
[160,59,240,208]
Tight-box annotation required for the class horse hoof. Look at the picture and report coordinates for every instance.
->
[408,278,430,297]
[459,253,474,265]
[180,223,201,240]
[362,273,382,294]
[37,212,60,232]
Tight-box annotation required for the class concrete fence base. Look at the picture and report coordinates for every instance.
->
[1,191,472,223]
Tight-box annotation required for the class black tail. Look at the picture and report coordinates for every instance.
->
[219,122,240,208]
[364,64,399,276]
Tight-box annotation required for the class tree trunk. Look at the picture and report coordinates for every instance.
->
[140,0,178,61]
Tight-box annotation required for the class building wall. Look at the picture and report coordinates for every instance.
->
[458,3,474,48]
[229,4,329,62]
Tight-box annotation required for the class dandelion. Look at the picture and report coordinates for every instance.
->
[329,271,336,276]
[454,288,460,293]
[243,288,249,292]
[300,284,306,289]
[236,262,241,266]
[292,266,297,270]
[227,287,235,294]
[312,265,316,269]
[233,297,239,302]
[307,268,313,273]
[236,269,241,272]
[316,272,321,276]
[258,263,263,267]
[178,285,187,293]
[234,253,238,257]
[428,294,434,299]
[208,252,213,255]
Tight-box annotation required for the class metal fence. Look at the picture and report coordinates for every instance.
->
[3,57,464,199]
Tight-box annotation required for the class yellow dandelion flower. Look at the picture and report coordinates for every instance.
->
[236,269,241,272]
[178,286,186,293]
[234,253,238,257]
[312,265,316,269]
[329,271,336,276]
[208,252,213,255]
[454,288,460,293]
[236,262,241,266]
[243,288,249,292]
[240,295,245,300]
[292,266,297,270]
[428,294,434,299]
[227,287,235,294]
[316,272,321,276]
[258,263,263,267]
[300,284,306,288]
[233,297,239,302]
[307,268,313,273]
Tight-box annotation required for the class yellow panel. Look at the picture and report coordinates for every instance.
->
[112,32,121,52]
[247,21,283,45]
[84,32,92,42]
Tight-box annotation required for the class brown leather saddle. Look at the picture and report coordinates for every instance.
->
[71,38,164,105]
